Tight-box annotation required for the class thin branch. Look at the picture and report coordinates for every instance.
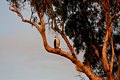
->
[76,73,85,80]
[111,0,119,19]
[109,37,115,73]
[100,1,114,78]
[30,7,34,21]
[112,13,120,22]
[102,30,110,73]
[91,45,100,58]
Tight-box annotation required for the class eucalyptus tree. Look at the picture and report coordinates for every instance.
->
[6,0,120,80]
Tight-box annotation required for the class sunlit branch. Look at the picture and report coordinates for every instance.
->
[39,13,101,80]
[45,1,77,58]
[109,37,115,73]
[91,45,100,58]
[102,30,110,73]
[99,1,115,78]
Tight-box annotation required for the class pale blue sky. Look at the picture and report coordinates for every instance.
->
[0,1,88,80]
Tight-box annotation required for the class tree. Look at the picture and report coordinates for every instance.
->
[6,0,120,80]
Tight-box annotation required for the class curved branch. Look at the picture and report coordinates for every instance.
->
[45,3,77,58]
[91,45,100,58]
[40,27,103,80]
[39,13,103,80]
[102,30,110,73]
[109,37,115,73]
[9,2,103,80]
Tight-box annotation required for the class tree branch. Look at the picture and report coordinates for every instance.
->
[100,1,115,79]
[41,30,103,80]
[111,0,119,19]
[91,45,100,58]
[9,2,103,80]
[109,37,115,73]
[39,11,103,80]
[9,4,41,32]
[102,30,110,73]
[43,1,77,58]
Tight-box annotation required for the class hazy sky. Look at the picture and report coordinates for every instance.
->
[0,1,88,80]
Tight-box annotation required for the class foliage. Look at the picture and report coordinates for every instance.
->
[53,0,120,77]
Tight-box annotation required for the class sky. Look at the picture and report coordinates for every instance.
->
[0,1,89,80]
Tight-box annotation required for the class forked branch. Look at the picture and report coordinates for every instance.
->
[45,2,77,58]
[9,2,104,80]
[109,37,115,73]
